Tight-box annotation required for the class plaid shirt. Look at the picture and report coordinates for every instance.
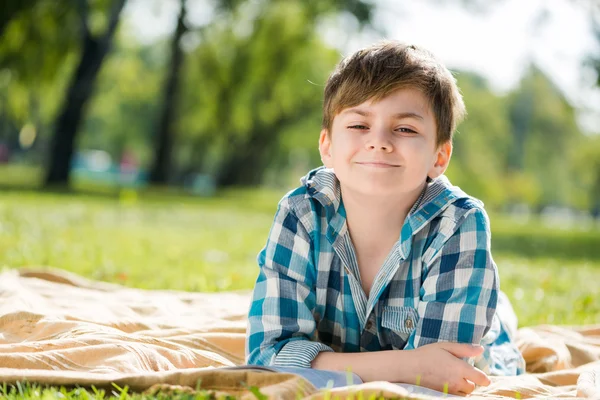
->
[246,167,524,376]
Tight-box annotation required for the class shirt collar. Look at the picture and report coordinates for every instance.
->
[301,166,476,258]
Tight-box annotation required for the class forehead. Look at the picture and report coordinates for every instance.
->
[337,87,433,118]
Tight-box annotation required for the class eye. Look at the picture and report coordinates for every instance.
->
[395,127,418,134]
[348,125,368,130]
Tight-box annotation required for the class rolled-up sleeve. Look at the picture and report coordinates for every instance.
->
[405,207,499,349]
[246,202,333,367]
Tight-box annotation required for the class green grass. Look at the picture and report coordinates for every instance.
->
[0,168,599,399]
[0,382,239,400]
[0,188,276,291]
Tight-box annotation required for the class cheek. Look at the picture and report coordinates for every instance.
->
[331,139,356,158]
[402,140,435,165]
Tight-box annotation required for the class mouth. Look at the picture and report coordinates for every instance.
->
[356,162,400,168]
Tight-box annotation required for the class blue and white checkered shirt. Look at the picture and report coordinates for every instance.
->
[246,167,524,376]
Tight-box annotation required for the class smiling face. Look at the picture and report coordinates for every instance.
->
[319,87,452,200]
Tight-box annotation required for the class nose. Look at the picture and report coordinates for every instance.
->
[365,128,393,152]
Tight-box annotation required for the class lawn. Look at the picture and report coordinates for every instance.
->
[0,177,599,399]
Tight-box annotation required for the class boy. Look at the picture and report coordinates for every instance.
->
[246,41,525,396]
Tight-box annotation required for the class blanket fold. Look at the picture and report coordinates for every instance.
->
[0,268,598,399]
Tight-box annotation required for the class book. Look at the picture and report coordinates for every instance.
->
[220,365,361,388]
[220,365,460,397]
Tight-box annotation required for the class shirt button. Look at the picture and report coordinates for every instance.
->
[405,318,414,329]
[365,320,373,330]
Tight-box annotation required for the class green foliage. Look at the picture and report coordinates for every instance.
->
[574,134,600,212]
[446,67,592,211]
[0,0,597,209]
[0,0,127,127]
[80,33,164,164]
[448,72,513,208]
[506,66,585,208]
[0,1,78,84]
[492,222,600,260]
[177,0,340,185]
[0,1,79,128]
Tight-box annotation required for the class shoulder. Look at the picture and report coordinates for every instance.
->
[276,167,339,230]
[417,184,492,261]
[424,176,490,233]
[274,184,319,236]
[422,197,495,272]
[442,197,490,231]
[278,183,313,211]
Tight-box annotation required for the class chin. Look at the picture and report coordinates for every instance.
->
[341,179,399,197]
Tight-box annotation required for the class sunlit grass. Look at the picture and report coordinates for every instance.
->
[0,188,278,292]
[0,381,238,400]
[496,255,600,326]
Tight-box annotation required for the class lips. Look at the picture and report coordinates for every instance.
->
[356,161,400,168]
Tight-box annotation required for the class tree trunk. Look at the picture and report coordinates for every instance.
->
[508,91,533,172]
[149,0,187,184]
[216,137,274,187]
[44,0,126,187]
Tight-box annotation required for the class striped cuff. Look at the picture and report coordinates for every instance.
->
[272,340,334,368]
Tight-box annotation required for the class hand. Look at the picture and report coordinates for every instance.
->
[407,342,491,396]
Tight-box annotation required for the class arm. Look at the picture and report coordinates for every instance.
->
[406,207,499,350]
[246,202,334,367]
[312,343,489,396]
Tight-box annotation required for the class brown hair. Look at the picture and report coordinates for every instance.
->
[322,41,466,146]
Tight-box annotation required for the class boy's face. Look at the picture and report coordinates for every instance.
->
[319,87,452,199]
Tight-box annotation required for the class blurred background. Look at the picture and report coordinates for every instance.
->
[0,0,599,326]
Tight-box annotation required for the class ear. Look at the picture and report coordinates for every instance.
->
[428,141,452,179]
[318,129,333,168]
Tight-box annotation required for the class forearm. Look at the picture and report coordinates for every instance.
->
[311,349,416,384]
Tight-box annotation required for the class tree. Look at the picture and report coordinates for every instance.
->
[77,35,163,165]
[506,65,585,208]
[0,0,38,38]
[148,0,187,184]
[174,2,334,187]
[0,1,81,162]
[447,72,513,209]
[44,0,126,187]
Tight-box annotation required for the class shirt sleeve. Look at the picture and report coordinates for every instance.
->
[405,207,499,349]
[245,201,334,367]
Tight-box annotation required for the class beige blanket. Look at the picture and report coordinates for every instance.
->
[0,268,598,399]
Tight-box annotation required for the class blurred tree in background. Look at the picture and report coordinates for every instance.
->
[148,0,186,185]
[0,0,81,164]
[45,0,126,187]
[0,0,599,215]
[0,0,126,186]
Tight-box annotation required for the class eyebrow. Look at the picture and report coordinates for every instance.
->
[341,108,425,121]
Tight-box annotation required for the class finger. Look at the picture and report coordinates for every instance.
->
[461,379,477,395]
[439,342,484,359]
[464,366,491,387]
[448,378,475,396]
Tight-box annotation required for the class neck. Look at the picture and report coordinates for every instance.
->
[341,183,426,247]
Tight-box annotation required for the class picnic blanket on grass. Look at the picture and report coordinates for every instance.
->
[0,268,598,399]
